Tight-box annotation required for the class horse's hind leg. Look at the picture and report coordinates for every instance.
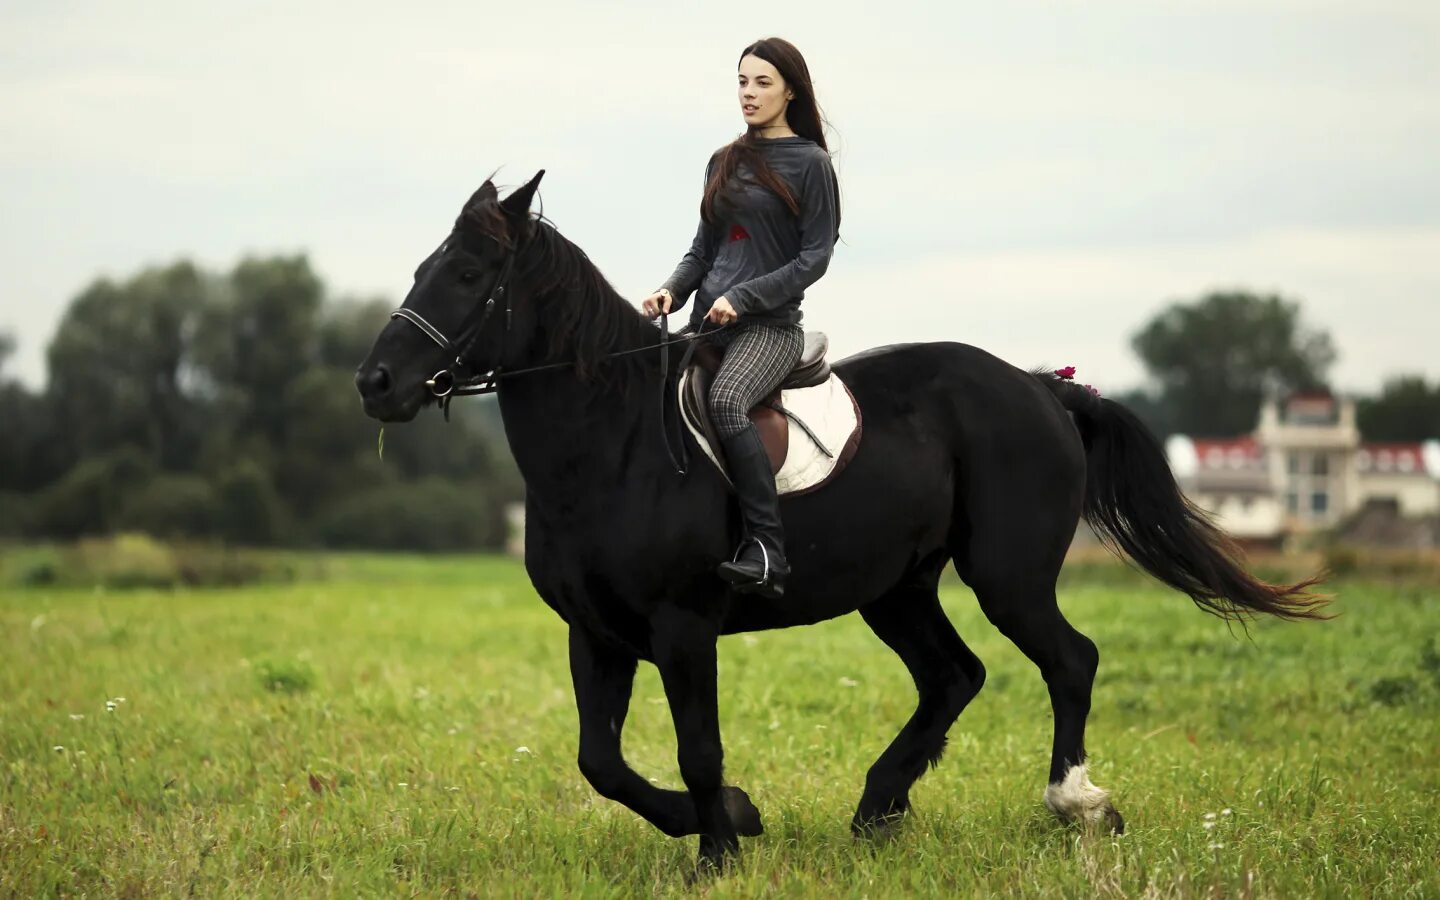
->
[569,627,761,839]
[852,575,986,838]
[969,575,1124,833]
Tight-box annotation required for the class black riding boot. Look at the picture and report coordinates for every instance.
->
[716,425,789,598]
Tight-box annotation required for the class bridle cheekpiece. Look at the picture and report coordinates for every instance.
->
[388,235,522,402]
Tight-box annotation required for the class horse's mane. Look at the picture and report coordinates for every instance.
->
[458,200,657,381]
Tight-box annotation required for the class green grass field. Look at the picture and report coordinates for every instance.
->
[3,555,1438,897]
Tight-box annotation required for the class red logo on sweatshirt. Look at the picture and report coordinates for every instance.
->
[728,224,750,243]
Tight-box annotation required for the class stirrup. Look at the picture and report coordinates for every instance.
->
[728,537,771,587]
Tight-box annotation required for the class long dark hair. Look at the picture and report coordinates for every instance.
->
[701,37,838,225]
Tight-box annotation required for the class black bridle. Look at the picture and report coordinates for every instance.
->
[388,227,720,472]
[388,235,524,402]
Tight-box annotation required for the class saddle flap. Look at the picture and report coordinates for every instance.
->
[681,366,786,477]
[679,368,862,498]
[750,401,788,474]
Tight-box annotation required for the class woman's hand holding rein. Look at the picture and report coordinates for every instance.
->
[706,297,738,325]
[641,288,673,319]
[641,289,737,325]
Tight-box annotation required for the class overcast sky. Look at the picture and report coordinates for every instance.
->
[2,0,1437,393]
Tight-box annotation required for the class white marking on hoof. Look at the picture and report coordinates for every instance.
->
[1044,763,1111,824]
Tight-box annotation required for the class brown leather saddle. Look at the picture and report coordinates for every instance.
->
[681,332,833,475]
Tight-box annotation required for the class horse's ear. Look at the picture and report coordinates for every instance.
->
[464,179,498,212]
[500,170,545,220]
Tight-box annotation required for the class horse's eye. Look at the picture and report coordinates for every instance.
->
[459,271,479,284]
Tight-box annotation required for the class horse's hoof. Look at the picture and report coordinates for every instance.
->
[686,840,737,884]
[723,785,764,836]
[851,808,907,843]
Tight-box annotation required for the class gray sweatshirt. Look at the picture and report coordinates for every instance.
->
[662,136,839,328]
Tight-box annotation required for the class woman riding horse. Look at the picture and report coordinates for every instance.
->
[640,37,840,600]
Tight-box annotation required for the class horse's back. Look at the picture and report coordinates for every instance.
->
[834,341,1081,455]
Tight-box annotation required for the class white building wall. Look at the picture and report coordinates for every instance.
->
[1194,493,1284,539]
[1358,475,1440,516]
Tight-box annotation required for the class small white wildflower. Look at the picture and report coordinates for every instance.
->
[397,782,409,788]
[1209,842,1225,850]
[514,746,531,754]
[1221,808,1232,816]
[445,786,460,793]
[104,701,117,712]
[1203,821,1216,830]
[1203,812,1216,820]
[839,677,859,688]
[114,697,126,704]
[69,714,85,721]
[53,745,65,753]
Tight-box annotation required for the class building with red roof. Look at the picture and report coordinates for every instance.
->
[1166,393,1440,543]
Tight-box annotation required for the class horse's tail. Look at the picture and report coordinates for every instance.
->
[1037,373,1328,622]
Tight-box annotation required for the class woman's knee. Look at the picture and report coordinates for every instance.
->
[709,386,748,428]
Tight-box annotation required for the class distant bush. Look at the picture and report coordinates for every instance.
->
[1322,544,1440,583]
[0,536,302,590]
[1,544,63,586]
[28,448,154,538]
[68,532,181,588]
[0,491,33,538]
[314,478,504,551]
[215,461,289,544]
[117,474,222,539]
[171,543,301,587]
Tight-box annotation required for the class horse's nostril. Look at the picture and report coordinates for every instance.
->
[356,364,393,399]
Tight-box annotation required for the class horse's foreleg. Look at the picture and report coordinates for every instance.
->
[570,626,700,837]
[651,607,741,870]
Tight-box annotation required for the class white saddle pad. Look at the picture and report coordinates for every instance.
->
[679,370,861,496]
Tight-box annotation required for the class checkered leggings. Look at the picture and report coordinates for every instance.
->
[706,322,806,439]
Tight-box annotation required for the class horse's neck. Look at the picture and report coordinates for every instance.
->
[495,240,675,505]
[496,361,665,505]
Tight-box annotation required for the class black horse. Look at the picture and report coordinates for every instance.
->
[356,172,1324,869]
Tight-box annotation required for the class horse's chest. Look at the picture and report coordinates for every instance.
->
[525,526,655,655]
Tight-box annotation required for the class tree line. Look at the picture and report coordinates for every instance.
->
[1115,290,1440,442]
[0,257,520,551]
[1,262,1437,551]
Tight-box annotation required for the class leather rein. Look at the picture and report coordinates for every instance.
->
[387,232,716,472]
